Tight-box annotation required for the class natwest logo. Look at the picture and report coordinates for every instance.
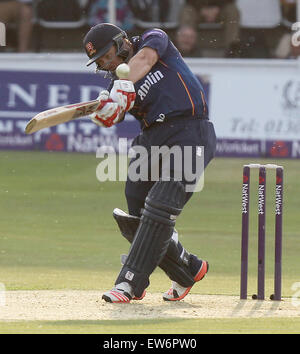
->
[270,141,289,157]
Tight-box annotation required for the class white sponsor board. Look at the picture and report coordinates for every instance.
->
[211,73,300,141]
[184,58,300,143]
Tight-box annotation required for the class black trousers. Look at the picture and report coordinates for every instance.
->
[125,117,217,216]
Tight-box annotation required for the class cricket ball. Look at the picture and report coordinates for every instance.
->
[116,63,130,79]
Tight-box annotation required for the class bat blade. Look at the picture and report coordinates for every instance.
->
[25,99,100,134]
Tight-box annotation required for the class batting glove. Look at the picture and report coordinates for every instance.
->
[110,80,136,112]
[90,90,121,128]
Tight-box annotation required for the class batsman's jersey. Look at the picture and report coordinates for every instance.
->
[128,29,208,129]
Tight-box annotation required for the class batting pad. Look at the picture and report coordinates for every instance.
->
[115,180,186,297]
[113,208,196,288]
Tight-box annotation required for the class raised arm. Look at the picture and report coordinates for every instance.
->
[127,47,159,83]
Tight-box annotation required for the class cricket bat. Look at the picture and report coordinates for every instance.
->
[25,99,101,134]
[25,63,131,134]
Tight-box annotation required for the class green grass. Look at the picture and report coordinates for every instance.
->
[0,151,299,333]
[1,317,300,334]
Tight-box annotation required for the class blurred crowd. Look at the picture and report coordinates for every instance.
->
[0,0,299,59]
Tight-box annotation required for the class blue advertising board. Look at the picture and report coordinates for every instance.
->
[2,68,295,158]
[0,70,140,153]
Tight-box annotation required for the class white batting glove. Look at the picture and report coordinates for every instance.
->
[110,80,136,112]
[96,90,110,101]
[90,90,121,128]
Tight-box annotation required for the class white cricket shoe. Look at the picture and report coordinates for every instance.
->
[163,260,209,301]
[102,282,146,303]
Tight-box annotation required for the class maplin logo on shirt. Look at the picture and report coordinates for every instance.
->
[138,71,164,101]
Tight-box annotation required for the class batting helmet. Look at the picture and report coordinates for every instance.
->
[83,23,129,67]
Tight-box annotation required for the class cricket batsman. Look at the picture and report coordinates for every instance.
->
[83,23,217,303]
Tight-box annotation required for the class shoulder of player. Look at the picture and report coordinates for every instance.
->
[140,28,169,42]
[131,29,170,59]
[131,29,168,51]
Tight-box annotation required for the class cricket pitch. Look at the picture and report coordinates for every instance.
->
[0,290,298,321]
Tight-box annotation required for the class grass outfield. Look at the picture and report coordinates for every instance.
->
[0,150,299,334]
[1,318,300,334]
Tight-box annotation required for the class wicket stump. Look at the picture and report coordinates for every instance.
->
[240,164,283,301]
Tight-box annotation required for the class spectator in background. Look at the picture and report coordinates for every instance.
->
[88,0,135,35]
[127,0,170,24]
[281,0,297,24]
[175,25,202,57]
[274,1,298,59]
[35,0,84,22]
[275,32,300,58]
[180,0,240,57]
[236,0,282,58]
[0,0,33,52]
[127,0,184,37]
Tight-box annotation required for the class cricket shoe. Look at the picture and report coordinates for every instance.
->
[102,282,146,303]
[163,259,209,301]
